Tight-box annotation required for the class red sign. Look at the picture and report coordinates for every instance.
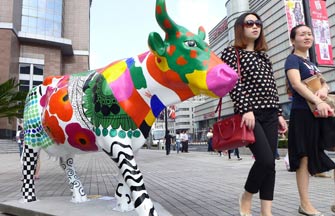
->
[309,0,333,65]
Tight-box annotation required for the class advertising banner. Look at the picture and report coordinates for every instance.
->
[284,0,305,32]
[309,0,333,65]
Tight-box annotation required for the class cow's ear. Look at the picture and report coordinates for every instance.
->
[198,26,206,40]
[148,32,166,56]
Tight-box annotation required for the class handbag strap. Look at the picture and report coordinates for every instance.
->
[235,47,241,77]
[215,97,222,119]
[215,47,241,119]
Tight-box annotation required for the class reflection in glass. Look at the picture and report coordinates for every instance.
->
[21,0,63,38]
[33,65,44,75]
[20,64,30,74]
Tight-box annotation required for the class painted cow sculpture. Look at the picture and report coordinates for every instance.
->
[21,0,238,215]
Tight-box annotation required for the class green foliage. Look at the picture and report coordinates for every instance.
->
[0,78,28,119]
[278,138,288,148]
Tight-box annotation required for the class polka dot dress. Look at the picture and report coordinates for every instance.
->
[220,46,281,115]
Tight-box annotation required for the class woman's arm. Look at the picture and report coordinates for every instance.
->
[287,68,333,117]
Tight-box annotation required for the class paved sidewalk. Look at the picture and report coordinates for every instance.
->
[0,149,334,216]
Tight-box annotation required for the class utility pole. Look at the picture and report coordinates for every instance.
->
[164,107,168,137]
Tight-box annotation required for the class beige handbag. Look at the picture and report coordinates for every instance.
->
[302,74,335,117]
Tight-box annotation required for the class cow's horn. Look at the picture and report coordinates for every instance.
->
[155,0,178,34]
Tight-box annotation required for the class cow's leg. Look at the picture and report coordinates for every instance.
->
[105,141,157,216]
[21,145,39,202]
[59,156,88,203]
[114,173,135,212]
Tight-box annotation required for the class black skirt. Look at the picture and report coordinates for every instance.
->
[288,109,335,175]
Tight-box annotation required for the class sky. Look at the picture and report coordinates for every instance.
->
[89,0,227,69]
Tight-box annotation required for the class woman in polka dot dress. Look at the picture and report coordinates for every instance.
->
[220,12,287,216]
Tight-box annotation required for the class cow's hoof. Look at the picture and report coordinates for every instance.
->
[71,194,88,203]
[113,202,135,212]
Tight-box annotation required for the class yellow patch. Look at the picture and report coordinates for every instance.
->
[155,55,170,72]
[102,61,127,83]
[145,111,156,126]
[186,70,217,98]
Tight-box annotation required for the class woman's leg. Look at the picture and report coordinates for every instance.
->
[243,110,277,215]
[235,148,241,159]
[240,190,253,214]
[260,200,272,216]
[332,169,335,213]
[296,156,319,213]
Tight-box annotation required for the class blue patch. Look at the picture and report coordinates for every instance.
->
[151,95,165,117]
[125,57,135,68]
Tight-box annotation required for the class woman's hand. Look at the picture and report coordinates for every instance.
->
[278,116,288,133]
[241,111,255,130]
[316,101,334,118]
[315,86,328,100]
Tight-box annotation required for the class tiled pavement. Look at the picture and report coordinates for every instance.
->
[0,149,334,216]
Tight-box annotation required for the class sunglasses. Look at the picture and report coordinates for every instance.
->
[244,20,263,28]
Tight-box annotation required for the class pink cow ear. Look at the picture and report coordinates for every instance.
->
[198,26,206,40]
[148,32,166,56]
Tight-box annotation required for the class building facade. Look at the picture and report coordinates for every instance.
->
[195,0,335,131]
[0,0,91,138]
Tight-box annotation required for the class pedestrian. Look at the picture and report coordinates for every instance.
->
[220,12,287,216]
[164,130,172,155]
[16,125,24,158]
[228,148,242,160]
[181,130,189,153]
[285,24,335,216]
[206,128,214,154]
[175,131,181,153]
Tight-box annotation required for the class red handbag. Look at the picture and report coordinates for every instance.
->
[213,47,255,151]
[212,114,255,151]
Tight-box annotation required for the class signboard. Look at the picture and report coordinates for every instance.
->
[284,0,305,35]
[309,0,333,65]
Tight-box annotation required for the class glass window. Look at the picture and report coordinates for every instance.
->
[20,64,30,74]
[22,0,29,7]
[21,0,63,37]
[28,8,38,17]
[19,80,30,92]
[30,0,38,8]
[38,0,47,9]
[33,65,43,75]
[46,0,55,10]
[21,16,29,26]
[28,17,37,28]
[19,63,44,91]
[33,80,43,86]
[22,8,29,16]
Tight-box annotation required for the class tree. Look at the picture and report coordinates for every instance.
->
[0,78,28,119]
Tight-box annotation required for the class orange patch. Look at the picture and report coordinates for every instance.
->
[167,45,176,56]
[207,52,223,70]
[156,5,162,14]
[146,54,194,100]
[176,31,182,38]
[119,91,150,127]
[43,76,62,85]
[186,32,194,37]
[190,50,197,58]
[49,88,73,122]
[176,56,187,66]
[43,110,66,144]
[203,60,209,67]
[164,19,172,29]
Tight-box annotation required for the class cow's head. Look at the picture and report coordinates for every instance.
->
[148,0,238,99]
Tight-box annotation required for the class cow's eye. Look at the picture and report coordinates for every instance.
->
[184,40,197,47]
